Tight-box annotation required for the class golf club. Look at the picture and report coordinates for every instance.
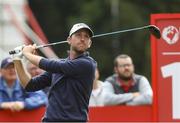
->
[9,25,161,55]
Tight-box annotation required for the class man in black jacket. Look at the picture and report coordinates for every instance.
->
[13,23,97,122]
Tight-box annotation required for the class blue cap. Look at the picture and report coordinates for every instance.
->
[1,57,14,69]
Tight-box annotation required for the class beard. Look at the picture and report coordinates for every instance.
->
[72,46,85,55]
[118,73,133,81]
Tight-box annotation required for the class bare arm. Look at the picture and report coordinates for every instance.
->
[13,44,43,88]
[13,60,31,88]
[22,44,42,66]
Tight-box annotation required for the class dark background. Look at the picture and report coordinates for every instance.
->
[28,0,180,82]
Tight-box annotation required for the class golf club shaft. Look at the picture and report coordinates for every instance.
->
[9,25,160,55]
[37,25,154,48]
[92,25,152,38]
[36,40,68,49]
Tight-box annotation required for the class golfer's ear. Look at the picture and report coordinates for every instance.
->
[88,39,92,48]
[67,37,71,44]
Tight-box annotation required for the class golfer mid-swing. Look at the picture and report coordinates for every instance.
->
[13,23,97,122]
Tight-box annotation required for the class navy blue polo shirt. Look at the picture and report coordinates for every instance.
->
[25,52,96,122]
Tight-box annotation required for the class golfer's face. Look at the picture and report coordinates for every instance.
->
[70,29,91,53]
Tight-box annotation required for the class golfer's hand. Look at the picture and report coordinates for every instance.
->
[12,45,25,61]
[22,44,37,55]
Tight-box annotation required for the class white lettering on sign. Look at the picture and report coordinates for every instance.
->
[161,62,180,119]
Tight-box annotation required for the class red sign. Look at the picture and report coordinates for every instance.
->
[151,14,180,122]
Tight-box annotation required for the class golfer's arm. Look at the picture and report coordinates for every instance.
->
[23,52,42,67]
[13,60,31,88]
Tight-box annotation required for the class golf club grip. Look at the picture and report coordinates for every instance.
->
[9,50,17,55]
[9,40,69,55]
[9,45,47,55]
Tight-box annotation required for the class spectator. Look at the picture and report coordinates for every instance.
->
[0,57,47,111]
[89,67,136,106]
[104,54,153,105]
[26,61,44,77]
[89,68,105,106]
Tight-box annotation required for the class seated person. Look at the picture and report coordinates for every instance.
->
[89,67,137,107]
[89,68,106,106]
[104,54,153,105]
[26,61,44,77]
[0,57,47,111]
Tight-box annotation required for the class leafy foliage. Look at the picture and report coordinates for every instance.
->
[29,0,180,81]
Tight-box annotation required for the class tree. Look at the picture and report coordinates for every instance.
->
[29,0,180,81]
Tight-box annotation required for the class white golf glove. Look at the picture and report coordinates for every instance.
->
[12,45,25,60]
